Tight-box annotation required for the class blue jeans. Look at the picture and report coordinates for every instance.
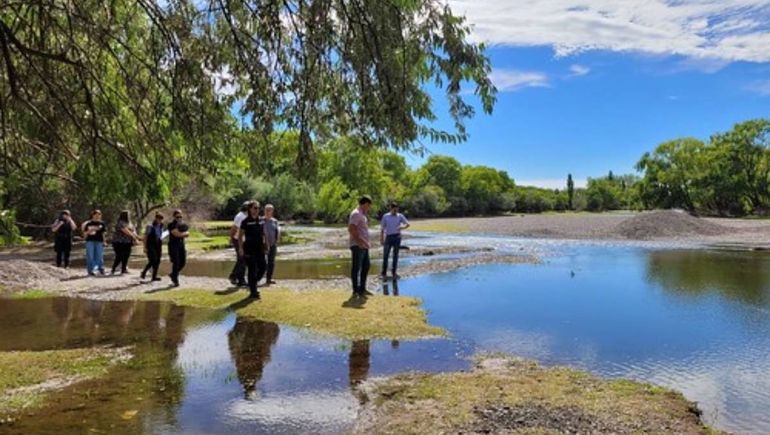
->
[85,241,104,273]
[382,234,402,275]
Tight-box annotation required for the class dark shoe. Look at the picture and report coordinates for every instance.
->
[140,271,146,280]
[229,277,237,285]
[88,272,95,276]
[392,273,400,280]
[98,269,106,275]
[171,281,180,288]
[268,280,276,285]
[121,269,128,274]
[237,281,248,288]
[379,272,386,279]
[249,292,261,300]
[152,277,162,282]
[360,289,375,297]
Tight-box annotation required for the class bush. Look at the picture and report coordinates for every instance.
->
[405,185,450,217]
[0,210,22,246]
[318,177,357,223]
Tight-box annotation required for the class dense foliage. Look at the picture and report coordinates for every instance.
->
[0,0,495,235]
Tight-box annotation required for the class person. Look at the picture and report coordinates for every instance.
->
[348,195,373,297]
[51,210,76,268]
[379,202,410,280]
[263,204,280,285]
[227,318,280,400]
[111,210,140,275]
[229,201,250,287]
[81,209,107,275]
[141,212,165,281]
[238,201,267,299]
[167,209,190,287]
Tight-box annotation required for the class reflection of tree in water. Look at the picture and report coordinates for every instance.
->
[2,298,190,433]
[228,317,280,399]
[646,250,770,307]
[349,340,370,387]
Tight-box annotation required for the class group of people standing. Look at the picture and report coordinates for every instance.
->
[50,195,405,299]
[51,208,191,286]
[227,201,280,300]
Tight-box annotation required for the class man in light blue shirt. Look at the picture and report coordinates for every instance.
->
[380,202,409,280]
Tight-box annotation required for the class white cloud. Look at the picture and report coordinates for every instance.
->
[449,0,770,64]
[746,79,770,95]
[489,69,550,92]
[518,178,588,189]
[568,64,591,77]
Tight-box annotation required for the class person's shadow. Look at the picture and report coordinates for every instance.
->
[342,294,367,309]
[228,296,258,311]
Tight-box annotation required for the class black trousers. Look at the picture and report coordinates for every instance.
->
[54,238,72,268]
[350,246,370,293]
[169,244,187,283]
[142,245,162,279]
[245,252,266,295]
[228,239,246,283]
[266,244,277,281]
[111,242,132,273]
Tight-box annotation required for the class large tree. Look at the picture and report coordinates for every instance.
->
[0,0,495,222]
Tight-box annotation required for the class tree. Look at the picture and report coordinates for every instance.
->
[567,174,574,211]
[460,165,514,214]
[1,0,496,227]
[413,155,463,199]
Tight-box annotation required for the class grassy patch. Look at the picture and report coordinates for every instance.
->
[140,288,444,340]
[9,289,51,299]
[0,347,129,415]
[355,356,722,434]
[409,220,468,233]
[185,234,231,252]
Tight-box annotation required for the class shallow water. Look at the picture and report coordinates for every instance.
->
[3,244,770,434]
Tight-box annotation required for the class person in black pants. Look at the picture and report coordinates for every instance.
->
[347,195,373,297]
[228,201,250,287]
[51,210,76,268]
[238,201,266,299]
[111,210,140,275]
[167,209,190,287]
[141,212,165,281]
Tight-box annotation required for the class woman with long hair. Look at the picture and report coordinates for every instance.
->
[111,210,140,275]
[81,209,107,275]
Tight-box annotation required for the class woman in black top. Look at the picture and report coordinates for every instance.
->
[238,201,266,299]
[141,212,165,281]
[111,210,140,275]
[81,209,107,275]
[51,210,76,268]
[167,209,190,287]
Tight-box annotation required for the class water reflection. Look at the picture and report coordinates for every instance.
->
[228,318,280,399]
[382,280,399,296]
[348,340,370,387]
[0,297,199,433]
[646,250,770,307]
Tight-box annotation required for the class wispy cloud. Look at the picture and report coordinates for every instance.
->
[489,69,550,92]
[746,80,770,95]
[568,64,591,77]
[449,0,770,65]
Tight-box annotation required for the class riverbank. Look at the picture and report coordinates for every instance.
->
[354,355,722,434]
[412,210,770,246]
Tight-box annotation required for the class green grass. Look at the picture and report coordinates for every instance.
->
[9,289,51,299]
[0,348,128,415]
[185,234,231,252]
[355,355,722,434]
[140,288,445,340]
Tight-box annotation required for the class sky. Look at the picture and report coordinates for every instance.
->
[408,0,770,189]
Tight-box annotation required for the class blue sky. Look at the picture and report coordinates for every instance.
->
[407,0,770,188]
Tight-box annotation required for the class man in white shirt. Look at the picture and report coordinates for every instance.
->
[380,202,409,280]
[229,201,250,286]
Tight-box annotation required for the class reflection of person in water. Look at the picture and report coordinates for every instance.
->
[349,340,371,387]
[228,317,280,399]
[382,280,399,296]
